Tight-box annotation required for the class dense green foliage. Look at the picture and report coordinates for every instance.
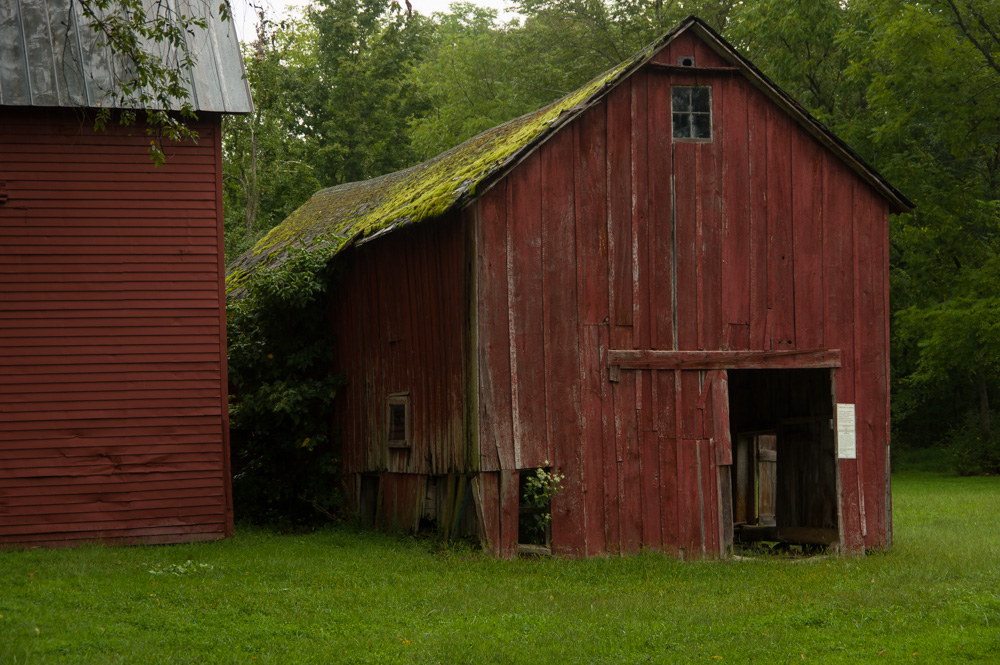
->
[3,473,999,663]
[227,249,345,523]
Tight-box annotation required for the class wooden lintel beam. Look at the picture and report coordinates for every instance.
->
[607,349,841,370]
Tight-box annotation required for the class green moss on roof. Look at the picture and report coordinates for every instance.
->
[226,44,666,296]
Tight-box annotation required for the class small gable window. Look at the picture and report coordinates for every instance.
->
[387,393,410,448]
[672,85,712,140]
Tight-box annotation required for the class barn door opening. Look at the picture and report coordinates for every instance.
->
[727,369,839,550]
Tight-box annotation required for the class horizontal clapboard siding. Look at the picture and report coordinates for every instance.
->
[0,108,232,547]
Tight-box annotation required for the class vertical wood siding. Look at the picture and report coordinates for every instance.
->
[0,109,232,547]
[332,214,470,479]
[476,32,891,556]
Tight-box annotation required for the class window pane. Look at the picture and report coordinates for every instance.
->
[691,112,712,139]
[671,87,690,112]
[672,112,691,138]
[691,86,711,113]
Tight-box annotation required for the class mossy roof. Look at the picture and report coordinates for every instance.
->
[225,19,684,298]
[226,16,912,298]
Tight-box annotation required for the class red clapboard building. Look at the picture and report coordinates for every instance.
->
[229,16,911,557]
[0,0,252,546]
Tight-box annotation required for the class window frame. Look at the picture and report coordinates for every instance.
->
[386,392,411,449]
[671,84,713,142]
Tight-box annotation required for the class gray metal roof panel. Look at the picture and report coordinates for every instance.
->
[0,0,252,113]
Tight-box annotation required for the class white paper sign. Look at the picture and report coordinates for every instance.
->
[837,403,857,459]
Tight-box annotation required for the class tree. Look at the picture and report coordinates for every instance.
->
[223,10,322,259]
[286,0,434,187]
[79,0,232,163]
[877,0,1000,469]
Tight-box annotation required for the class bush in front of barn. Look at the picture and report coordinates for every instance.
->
[227,248,346,525]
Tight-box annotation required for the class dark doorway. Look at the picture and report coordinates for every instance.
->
[727,369,839,549]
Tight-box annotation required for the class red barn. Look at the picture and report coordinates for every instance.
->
[230,16,911,557]
[0,0,252,547]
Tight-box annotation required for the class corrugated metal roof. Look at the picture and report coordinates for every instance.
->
[0,0,252,113]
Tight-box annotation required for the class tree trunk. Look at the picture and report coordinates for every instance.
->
[245,125,259,233]
[978,369,990,440]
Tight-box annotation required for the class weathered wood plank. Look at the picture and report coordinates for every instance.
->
[855,186,887,548]
[721,76,751,350]
[608,348,841,370]
[697,69,724,353]
[647,70,674,351]
[508,151,547,469]
[619,371,642,554]
[579,324,606,555]
[476,185,514,471]
[541,129,585,556]
[765,103,795,350]
[632,70,651,351]
[477,472,501,555]
[676,436,700,559]
[608,81,634,330]
[600,324,620,553]
[575,104,609,327]
[791,132,825,349]
[499,468,519,557]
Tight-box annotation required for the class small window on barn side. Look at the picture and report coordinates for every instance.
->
[672,85,712,140]
[387,393,410,448]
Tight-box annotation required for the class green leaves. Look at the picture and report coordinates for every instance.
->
[80,0,212,163]
[227,249,346,523]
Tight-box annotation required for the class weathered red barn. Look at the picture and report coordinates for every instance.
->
[230,16,912,557]
[0,0,252,546]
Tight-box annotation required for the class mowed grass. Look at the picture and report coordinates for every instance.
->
[1,473,998,664]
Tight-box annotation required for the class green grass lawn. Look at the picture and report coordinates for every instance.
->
[2,473,999,664]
